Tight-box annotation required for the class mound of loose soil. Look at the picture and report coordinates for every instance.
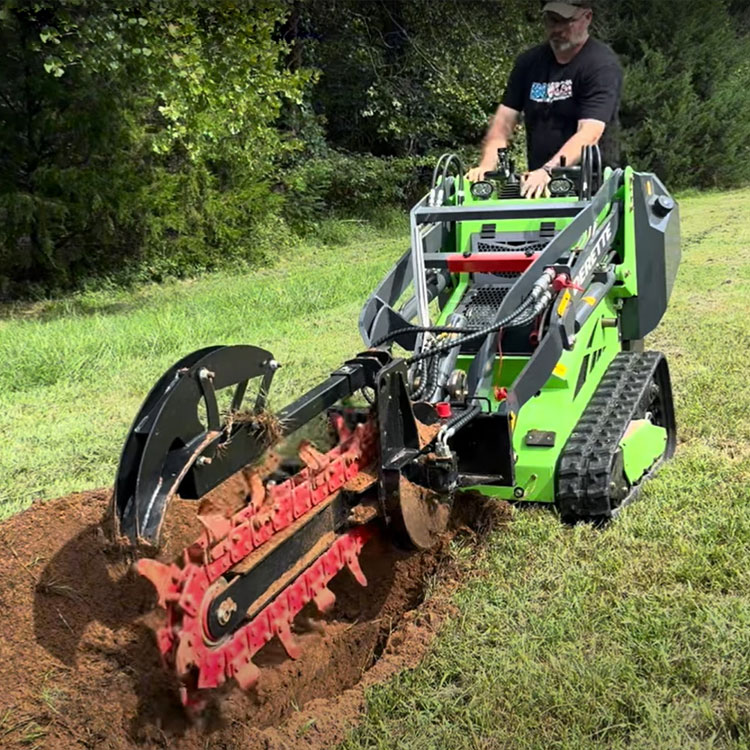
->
[0,482,510,750]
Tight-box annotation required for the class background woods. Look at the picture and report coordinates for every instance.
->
[2,0,749,296]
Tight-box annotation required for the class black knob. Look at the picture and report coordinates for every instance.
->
[651,195,675,218]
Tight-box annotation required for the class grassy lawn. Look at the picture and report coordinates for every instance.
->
[342,189,750,749]
[0,220,406,517]
[2,189,750,747]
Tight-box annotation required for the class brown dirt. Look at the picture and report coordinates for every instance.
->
[0,482,510,750]
[416,420,441,449]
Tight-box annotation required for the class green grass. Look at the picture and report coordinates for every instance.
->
[0,219,407,516]
[2,188,750,747]
[339,188,750,749]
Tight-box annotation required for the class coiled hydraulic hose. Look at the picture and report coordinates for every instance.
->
[404,293,537,366]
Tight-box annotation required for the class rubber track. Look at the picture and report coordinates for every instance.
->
[557,350,667,521]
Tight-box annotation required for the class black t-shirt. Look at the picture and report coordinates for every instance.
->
[502,38,623,170]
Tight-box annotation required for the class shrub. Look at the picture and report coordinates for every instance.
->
[281,151,435,231]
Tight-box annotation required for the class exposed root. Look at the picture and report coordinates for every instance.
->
[216,407,285,463]
[34,578,82,603]
[234,408,285,445]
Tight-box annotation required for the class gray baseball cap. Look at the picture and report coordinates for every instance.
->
[541,1,593,18]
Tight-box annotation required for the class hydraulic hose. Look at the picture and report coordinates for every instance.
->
[404,293,537,366]
[430,153,453,206]
[435,402,482,457]
[373,324,480,349]
[441,154,466,205]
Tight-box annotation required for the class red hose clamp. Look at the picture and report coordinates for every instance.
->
[553,274,584,293]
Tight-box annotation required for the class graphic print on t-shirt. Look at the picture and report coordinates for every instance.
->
[530,80,573,103]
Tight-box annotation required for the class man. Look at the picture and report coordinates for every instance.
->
[467,0,623,198]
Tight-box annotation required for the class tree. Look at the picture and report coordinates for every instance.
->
[0,0,309,295]
[300,0,538,156]
[599,0,750,187]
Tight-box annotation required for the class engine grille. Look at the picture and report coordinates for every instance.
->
[500,182,522,199]
[473,239,548,254]
[455,285,510,328]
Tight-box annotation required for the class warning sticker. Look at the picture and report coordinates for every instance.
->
[557,290,572,316]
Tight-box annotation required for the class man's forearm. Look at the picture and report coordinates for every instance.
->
[478,106,518,169]
[544,123,604,169]
[479,135,510,169]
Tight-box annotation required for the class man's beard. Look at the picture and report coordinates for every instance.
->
[549,31,587,53]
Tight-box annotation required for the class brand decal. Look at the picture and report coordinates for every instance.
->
[573,218,614,288]
[530,80,573,103]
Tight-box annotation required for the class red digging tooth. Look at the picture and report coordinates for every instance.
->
[223,629,260,690]
[268,594,302,659]
[345,551,368,587]
[197,648,226,690]
[298,441,329,472]
[275,622,301,659]
[155,626,175,659]
[248,471,266,511]
[330,412,352,442]
[136,559,181,609]
[197,513,232,545]
[313,586,336,614]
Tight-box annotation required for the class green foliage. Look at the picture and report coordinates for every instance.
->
[598,0,750,188]
[2,0,750,297]
[0,0,307,296]
[302,0,750,189]
[282,151,434,231]
[301,0,539,156]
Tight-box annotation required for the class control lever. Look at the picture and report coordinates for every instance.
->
[483,148,519,183]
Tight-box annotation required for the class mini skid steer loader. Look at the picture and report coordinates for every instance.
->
[113,147,681,708]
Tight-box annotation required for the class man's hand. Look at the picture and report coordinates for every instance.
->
[466,165,493,182]
[521,168,551,199]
